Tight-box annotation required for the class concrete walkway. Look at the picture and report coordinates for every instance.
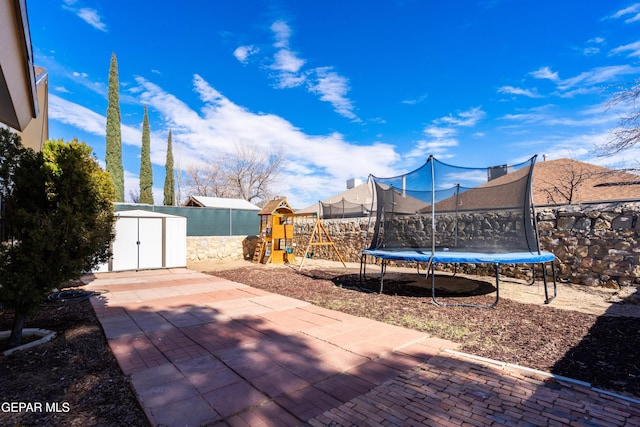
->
[83,268,640,426]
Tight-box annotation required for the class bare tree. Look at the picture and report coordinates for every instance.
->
[185,143,283,206]
[185,163,226,197]
[601,79,640,156]
[539,160,593,204]
[222,143,283,203]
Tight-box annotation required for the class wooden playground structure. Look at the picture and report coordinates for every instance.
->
[252,198,346,268]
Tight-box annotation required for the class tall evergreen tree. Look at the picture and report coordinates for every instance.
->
[139,105,154,204]
[163,129,175,205]
[105,52,124,202]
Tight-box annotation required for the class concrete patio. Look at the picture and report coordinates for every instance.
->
[83,268,640,426]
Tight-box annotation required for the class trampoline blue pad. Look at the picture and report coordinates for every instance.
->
[362,249,556,264]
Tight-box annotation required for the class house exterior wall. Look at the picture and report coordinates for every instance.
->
[0,0,38,131]
[16,71,47,151]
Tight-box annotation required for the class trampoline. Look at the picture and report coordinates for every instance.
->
[361,155,557,308]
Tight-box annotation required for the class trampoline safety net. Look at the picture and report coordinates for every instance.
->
[321,198,368,219]
[366,155,542,255]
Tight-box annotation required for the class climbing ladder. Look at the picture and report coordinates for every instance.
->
[252,237,266,263]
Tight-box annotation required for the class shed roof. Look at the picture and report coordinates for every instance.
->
[116,209,185,219]
[184,196,260,210]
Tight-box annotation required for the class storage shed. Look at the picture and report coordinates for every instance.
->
[95,210,187,272]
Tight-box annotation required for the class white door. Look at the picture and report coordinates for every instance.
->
[138,218,163,269]
[111,217,139,271]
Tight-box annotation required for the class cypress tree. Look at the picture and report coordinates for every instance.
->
[105,52,124,202]
[163,129,175,205]
[139,106,154,204]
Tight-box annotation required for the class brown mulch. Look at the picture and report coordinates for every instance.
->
[0,293,150,427]
[0,266,638,427]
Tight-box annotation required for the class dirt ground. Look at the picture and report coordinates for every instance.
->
[188,258,640,318]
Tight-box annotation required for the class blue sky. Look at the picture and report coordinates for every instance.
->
[27,0,640,208]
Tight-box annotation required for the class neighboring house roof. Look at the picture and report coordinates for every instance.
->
[184,195,260,210]
[299,182,373,214]
[0,0,39,131]
[532,158,640,204]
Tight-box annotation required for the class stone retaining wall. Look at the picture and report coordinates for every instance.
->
[290,201,640,288]
[186,236,258,262]
[537,202,640,287]
[187,201,640,288]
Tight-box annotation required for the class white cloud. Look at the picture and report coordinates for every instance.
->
[271,21,292,48]
[582,46,601,56]
[557,65,639,91]
[77,8,107,31]
[424,126,457,139]
[500,112,547,124]
[530,66,560,82]
[134,75,396,206]
[237,19,359,121]
[405,107,486,160]
[271,49,306,74]
[582,36,605,56]
[49,94,141,147]
[498,85,543,98]
[233,45,259,63]
[402,93,428,105]
[406,139,458,160]
[436,106,486,127]
[307,67,358,120]
[610,40,640,57]
[609,3,640,23]
[62,2,107,32]
[49,94,105,135]
[526,65,640,98]
[48,73,398,207]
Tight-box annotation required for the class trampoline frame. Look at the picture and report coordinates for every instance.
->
[360,250,557,308]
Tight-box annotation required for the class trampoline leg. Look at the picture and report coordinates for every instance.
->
[543,260,557,304]
[526,263,536,286]
[379,260,386,294]
[431,261,441,306]
[491,264,500,308]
